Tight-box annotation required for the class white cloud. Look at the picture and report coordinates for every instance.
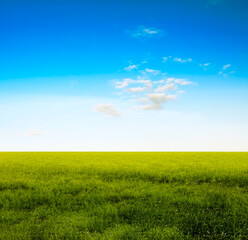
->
[126,87,146,93]
[132,97,149,104]
[222,64,231,70]
[166,78,192,86]
[147,93,176,104]
[138,97,149,104]
[94,104,121,116]
[141,93,177,110]
[136,79,151,84]
[124,64,138,71]
[143,28,158,34]
[200,63,210,67]
[136,79,153,89]
[174,79,192,85]
[173,57,192,63]
[145,83,153,89]
[130,26,163,38]
[155,83,177,92]
[166,78,176,83]
[114,78,135,89]
[153,80,165,84]
[142,104,161,110]
[144,68,161,75]
[162,56,192,64]
[200,63,211,70]
[162,56,172,62]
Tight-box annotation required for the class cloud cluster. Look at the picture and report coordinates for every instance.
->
[113,69,193,111]
[95,52,235,117]
[95,23,235,117]
[218,64,235,77]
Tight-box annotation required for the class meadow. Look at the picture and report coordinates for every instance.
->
[0,152,248,239]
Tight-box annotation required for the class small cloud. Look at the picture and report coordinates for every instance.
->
[138,97,149,104]
[155,83,177,92]
[114,78,135,89]
[124,64,138,71]
[136,79,151,84]
[142,104,162,110]
[141,93,176,110]
[222,64,231,70]
[131,97,149,105]
[94,104,121,116]
[174,79,192,85]
[229,71,236,74]
[147,93,176,104]
[166,78,176,83]
[144,68,161,75]
[173,57,192,63]
[136,79,153,89]
[162,56,172,62]
[129,26,163,38]
[126,87,146,93]
[166,78,192,86]
[143,28,158,34]
[153,80,165,84]
[200,63,211,71]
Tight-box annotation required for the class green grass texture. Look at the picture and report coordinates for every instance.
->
[0,152,248,239]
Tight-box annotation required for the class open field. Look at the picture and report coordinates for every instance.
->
[0,152,248,239]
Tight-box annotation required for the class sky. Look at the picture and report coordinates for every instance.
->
[0,0,248,151]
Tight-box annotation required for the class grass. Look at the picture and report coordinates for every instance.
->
[0,152,248,239]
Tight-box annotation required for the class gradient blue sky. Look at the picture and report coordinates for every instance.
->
[1,0,248,151]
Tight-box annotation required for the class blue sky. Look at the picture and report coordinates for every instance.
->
[0,0,248,151]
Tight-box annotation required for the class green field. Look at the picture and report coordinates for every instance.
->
[0,152,248,239]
